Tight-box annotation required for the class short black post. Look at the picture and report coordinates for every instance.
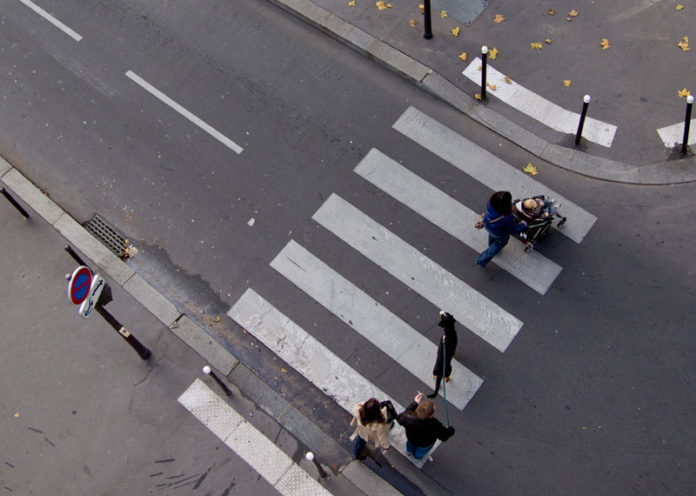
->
[65,245,89,268]
[681,95,694,155]
[305,452,328,479]
[203,365,232,396]
[480,46,488,101]
[422,0,433,39]
[1,188,30,219]
[95,303,152,360]
[575,95,591,146]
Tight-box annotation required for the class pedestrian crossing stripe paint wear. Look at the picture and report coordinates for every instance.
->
[227,288,435,467]
[178,379,333,496]
[393,106,597,244]
[656,119,696,148]
[461,58,618,148]
[313,194,523,353]
[268,241,483,409]
[354,148,562,295]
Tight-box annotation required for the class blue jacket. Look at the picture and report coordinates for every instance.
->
[483,202,527,237]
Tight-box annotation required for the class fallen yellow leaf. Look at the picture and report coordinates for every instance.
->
[451,26,460,37]
[547,8,555,15]
[530,42,543,49]
[563,80,572,87]
[376,1,387,10]
[14,412,20,418]
[600,38,610,50]
[678,36,690,51]
[545,38,552,44]
[215,316,221,322]
[474,93,482,100]
[409,19,417,27]
[440,10,448,18]
[504,76,512,84]
[487,83,497,91]
[281,368,287,373]
[489,47,499,59]
[458,51,468,61]
[523,163,538,176]
[678,88,691,98]
[494,14,505,23]
[568,9,578,17]
[419,3,424,13]
[348,0,356,5]
[676,4,684,10]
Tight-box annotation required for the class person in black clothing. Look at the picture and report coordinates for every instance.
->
[427,311,458,398]
[397,393,455,460]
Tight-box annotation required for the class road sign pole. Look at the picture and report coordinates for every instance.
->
[95,304,152,360]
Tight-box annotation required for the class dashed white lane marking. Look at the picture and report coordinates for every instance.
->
[393,106,597,244]
[18,0,83,41]
[178,379,333,495]
[462,57,617,148]
[268,241,483,409]
[125,70,244,154]
[657,119,696,148]
[312,194,523,353]
[227,288,434,468]
[354,148,562,295]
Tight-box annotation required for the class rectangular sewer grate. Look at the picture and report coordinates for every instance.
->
[83,214,129,259]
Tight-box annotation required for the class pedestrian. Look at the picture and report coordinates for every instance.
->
[427,311,457,398]
[396,393,455,460]
[349,397,391,460]
[475,190,527,267]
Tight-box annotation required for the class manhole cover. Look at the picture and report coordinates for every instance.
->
[84,214,129,259]
[433,0,492,26]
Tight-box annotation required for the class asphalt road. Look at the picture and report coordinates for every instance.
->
[1,1,695,495]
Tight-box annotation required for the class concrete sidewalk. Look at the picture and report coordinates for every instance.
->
[270,0,696,185]
[0,156,411,496]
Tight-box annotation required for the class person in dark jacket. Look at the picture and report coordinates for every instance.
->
[427,311,457,398]
[397,393,455,460]
[475,191,527,267]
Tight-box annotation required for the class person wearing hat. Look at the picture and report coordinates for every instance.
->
[396,393,455,460]
[475,191,527,267]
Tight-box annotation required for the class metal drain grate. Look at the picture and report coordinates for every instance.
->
[84,214,129,259]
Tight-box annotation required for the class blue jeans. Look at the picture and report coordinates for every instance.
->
[353,435,366,459]
[476,232,510,267]
[406,440,433,460]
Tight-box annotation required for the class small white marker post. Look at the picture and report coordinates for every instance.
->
[202,365,232,396]
[681,95,694,155]
[575,95,592,146]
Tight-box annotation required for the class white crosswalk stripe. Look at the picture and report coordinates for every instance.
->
[657,119,696,148]
[393,106,597,244]
[462,57,617,148]
[312,194,523,353]
[269,241,483,409]
[354,148,562,295]
[178,379,333,496]
[227,288,436,467]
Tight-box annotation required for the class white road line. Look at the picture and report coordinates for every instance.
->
[312,194,523,353]
[462,57,617,148]
[228,289,435,468]
[178,379,333,495]
[268,242,483,409]
[657,119,696,148]
[355,148,562,295]
[393,106,597,244]
[19,0,83,41]
[125,70,243,154]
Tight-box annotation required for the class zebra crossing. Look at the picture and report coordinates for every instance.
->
[226,107,597,467]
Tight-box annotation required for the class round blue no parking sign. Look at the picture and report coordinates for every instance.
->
[68,266,92,306]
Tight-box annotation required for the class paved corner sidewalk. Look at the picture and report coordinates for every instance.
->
[269,0,696,185]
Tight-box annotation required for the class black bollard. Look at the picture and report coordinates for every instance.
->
[95,303,152,360]
[305,452,328,479]
[422,0,433,39]
[575,95,591,146]
[480,46,488,101]
[681,95,694,155]
[203,365,232,396]
[1,188,30,219]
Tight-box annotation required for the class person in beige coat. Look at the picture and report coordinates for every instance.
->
[349,398,391,459]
